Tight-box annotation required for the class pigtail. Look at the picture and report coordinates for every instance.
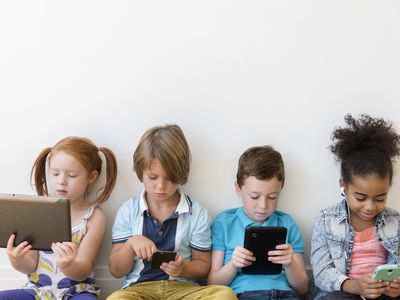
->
[30,147,52,196]
[93,147,117,205]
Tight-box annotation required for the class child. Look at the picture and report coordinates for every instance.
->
[0,136,118,300]
[107,124,236,300]
[311,114,400,300]
[207,145,308,299]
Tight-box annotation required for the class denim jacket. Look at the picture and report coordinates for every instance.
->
[310,199,400,299]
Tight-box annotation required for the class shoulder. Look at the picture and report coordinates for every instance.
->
[382,206,400,217]
[213,207,241,225]
[115,195,141,215]
[87,207,106,232]
[184,194,210,218]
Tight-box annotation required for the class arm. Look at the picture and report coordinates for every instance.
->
[208,246,256,286]
[6,234,38,274]
[280,251,308,295]
[310,213,350,292]
[109,235,157,278]
[52,208,105,281]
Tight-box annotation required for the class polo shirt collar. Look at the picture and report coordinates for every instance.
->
[139,188,190,216]
[237,207,279,227]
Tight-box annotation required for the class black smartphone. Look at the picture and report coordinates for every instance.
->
[242,226,287,275]
[151,250,177,269]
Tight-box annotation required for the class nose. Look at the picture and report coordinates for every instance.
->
[59,173,67,186]
[156,178,166,190]
[259,198,268,209]
[365,200,375,212]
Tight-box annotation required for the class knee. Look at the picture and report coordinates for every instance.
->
[106,289,140,300]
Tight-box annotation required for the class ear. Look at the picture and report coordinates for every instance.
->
[235,181,242,197]
[339,178,345,189]
[88,170,99,184]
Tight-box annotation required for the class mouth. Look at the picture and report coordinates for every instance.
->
[56,190,68,195]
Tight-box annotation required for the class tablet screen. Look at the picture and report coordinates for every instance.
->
[242,226,287,275]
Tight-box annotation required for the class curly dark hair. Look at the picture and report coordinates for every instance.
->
[330,114,400,185]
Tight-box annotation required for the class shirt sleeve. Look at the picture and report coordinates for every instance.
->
[211,214,227,251]
[286,217,305,253]
[111,199,134,244]
[189,206,212,251]
[310,212,349,292]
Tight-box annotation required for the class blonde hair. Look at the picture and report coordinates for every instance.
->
[31,136,118,205]
[133,124,191,185]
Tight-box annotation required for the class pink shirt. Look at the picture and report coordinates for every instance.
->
[349,226,387,279]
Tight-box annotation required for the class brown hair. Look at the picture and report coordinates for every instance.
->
[133,124,191,185]
[236,145,285,188]
[31,136,118,205]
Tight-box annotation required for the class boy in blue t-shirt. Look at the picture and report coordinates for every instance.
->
[208,145,308,299]
[107,124,236,300]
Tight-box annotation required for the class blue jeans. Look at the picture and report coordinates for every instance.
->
[0,289,97,300]
[237,289,301,300]
[321,291,400,300]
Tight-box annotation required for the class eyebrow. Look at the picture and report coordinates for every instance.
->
[354,192,388,197]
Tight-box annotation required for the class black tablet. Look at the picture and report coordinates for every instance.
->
[0,194,71,251]
[242,226,287,275]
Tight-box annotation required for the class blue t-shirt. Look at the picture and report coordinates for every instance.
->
[112,189,212,288]
[211,207,304,294]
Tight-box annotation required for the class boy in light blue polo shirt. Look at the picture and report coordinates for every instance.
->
[107,124,236,300]
[208,146,308,300]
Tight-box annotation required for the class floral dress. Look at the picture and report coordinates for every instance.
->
[23,206,100,300]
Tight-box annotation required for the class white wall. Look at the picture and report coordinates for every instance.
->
[1,0,400,298]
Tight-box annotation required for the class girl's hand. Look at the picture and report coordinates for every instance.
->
[52,242,78,269]
[384,278,400,298]
[129,235,157,261]
[230,245,256,269]
[268,244,293,267]
[6,234,32,260]
[160,253,184,277]
[358,275,388,299]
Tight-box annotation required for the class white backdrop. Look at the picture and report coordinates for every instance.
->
[1,1,400,298]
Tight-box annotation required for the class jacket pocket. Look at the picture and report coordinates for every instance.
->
[326,234,345,260]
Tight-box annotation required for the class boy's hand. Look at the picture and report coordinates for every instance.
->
[230,245,256,269]
[358,275,388,298]
[268,243,293,267]
[6,234,32,260]
[52,242,78,269]
[384,278,400,298]
[160,253,184,277]
[129,235,157,261]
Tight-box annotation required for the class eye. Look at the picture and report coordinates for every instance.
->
[68,174,77,178]
[148,175,157,180]
[355,197,366,201]
[51,172,59,176]
[376,197,386,202]
[268,196,277,200]
[250,195,259,200]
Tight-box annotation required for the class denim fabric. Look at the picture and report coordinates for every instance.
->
[237,289,301,300]
[311,199,400,300]
[321,291,400,300]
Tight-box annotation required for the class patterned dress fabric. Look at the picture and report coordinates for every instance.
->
[23,206,100,300]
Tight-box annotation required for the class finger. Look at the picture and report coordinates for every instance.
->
[6,234,16,250]
[19,244,33,256]
[14,241,30,253]
[275,244,290,250]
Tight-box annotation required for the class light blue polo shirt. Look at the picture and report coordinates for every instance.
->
[211,207,304,294]
[112,189,212,288]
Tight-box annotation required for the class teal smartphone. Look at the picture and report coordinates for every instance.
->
[372,264,400,281]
